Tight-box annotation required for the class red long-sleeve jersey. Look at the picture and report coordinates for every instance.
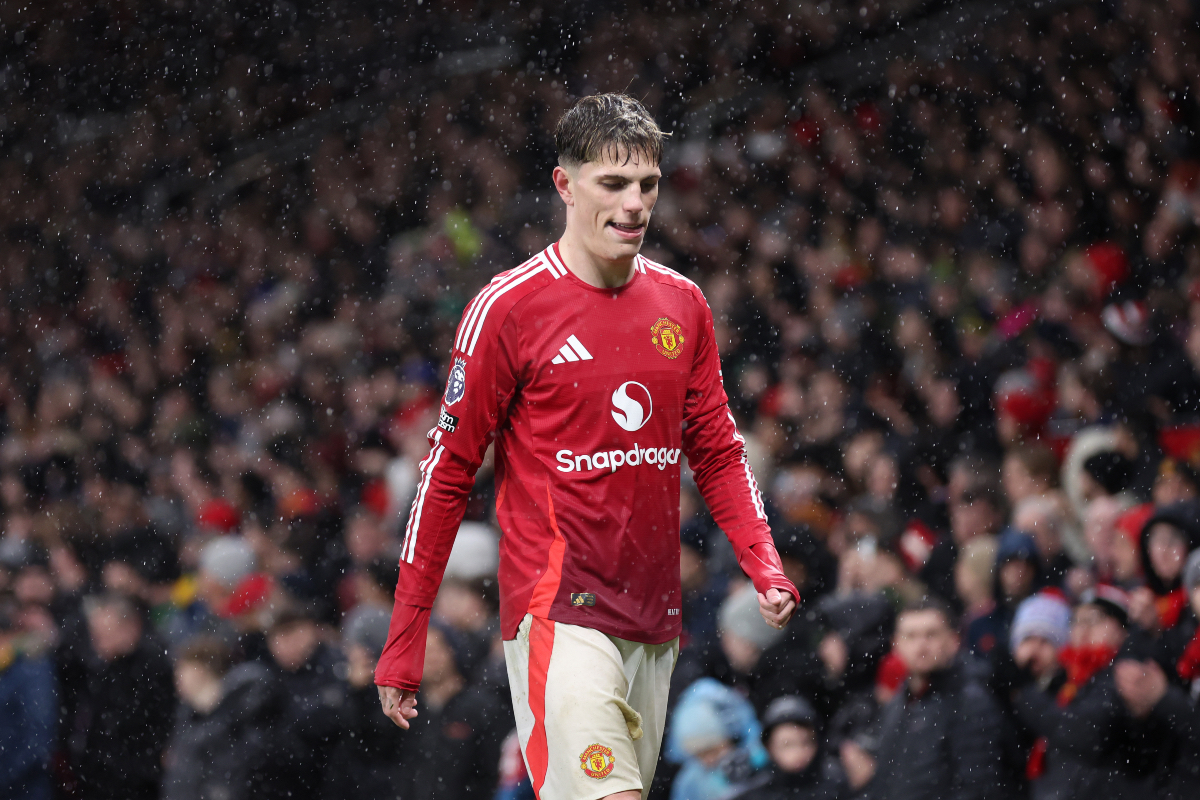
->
[375,243,797,690]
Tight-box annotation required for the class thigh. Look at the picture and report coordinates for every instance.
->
[614,636,679,798]
[504,615,645,800]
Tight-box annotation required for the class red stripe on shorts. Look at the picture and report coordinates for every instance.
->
[526,616,555,799]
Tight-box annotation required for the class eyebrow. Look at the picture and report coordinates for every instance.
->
[596,172,661,181]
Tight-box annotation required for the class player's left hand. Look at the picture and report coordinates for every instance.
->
[758,588,796,629]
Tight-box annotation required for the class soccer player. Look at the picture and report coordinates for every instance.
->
[375,93,798,800]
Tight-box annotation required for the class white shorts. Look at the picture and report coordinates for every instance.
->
[504,614,679,800]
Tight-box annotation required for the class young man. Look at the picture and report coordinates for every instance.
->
[374,93,798,800]
[841,597,1012,800]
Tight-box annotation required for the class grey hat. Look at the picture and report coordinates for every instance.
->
[718,587,786,651]
[1184,548,1200,594]
[199,536,256,589]
[343,605,391,660]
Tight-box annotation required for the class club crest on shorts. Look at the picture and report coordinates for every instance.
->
[445,358,467,405]
[650,317,685,359]
[579,743,615,779]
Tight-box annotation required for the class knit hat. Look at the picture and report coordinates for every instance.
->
[996,529,1039,567]
[1101,300,1152,346]
[199,536,256,590]
[719,586,786,651]
[1079,585,1130,628]
[761,695,819,740]
[673,694,733,756]
[343,605,391,660]
[1184,549,1200,594]
[1010,592,1072,651]
[442,522,499,581]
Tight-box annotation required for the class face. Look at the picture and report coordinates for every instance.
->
[175,661,220,712]
[87,606,142,662]
[554,147,660,264]
[1014,635,1059,678]
[1071,604,1126,649]
[999,560,1035,603]
[949,499,997,545]
[768,723,818,773]
[894,609,960,678]
[1148,524,1188,584]
[268,621,320,671]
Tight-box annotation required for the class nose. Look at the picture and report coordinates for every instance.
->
[623,185,645,215]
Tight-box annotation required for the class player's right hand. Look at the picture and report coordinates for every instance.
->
[377,685,419,729]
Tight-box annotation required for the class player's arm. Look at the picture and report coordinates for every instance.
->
[374,301,521,726]
[681,294,798,627]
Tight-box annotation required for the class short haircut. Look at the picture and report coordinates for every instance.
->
[178,635,234,677]
[898,595,959,630]
[554,93,669,169]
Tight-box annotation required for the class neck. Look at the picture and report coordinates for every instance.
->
[557,230,635,289]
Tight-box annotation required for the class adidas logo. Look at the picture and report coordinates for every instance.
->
[551,335,593,364]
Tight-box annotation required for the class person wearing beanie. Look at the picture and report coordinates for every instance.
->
[729,695,850,800]
[665,678,768,800]
[1012,585,1165,798]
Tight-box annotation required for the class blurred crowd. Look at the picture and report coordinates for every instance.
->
[4,0,1200,799]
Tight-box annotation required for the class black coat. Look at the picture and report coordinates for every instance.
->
[321,683,410,800]
[68,635,176,800]
[400,683,508,800]
[730,757,849,800]
[1145,684,1200,800]
[162,661,283,800]
[1014,664,1161,800]
[258,644,348,800]
[868,659,1015,800]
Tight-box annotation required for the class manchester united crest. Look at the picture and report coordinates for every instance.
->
[579,743,615,779]
[650,317,685,359]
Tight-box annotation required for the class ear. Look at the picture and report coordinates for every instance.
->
[552,165,574,206]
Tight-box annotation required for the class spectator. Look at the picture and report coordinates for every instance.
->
[1013,587,1159,799]
[324,605,409,799]
[731,694,848,800]
[66,593,175,800]
[399,621,506,800]
[666,677,769,800]
[260,608,347,800]
[162,635,280,800]
[0,596,57,800]
[842,596,1014,800]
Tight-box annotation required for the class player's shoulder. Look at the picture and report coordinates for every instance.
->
[453,245,566,356]
[635,254,707,305]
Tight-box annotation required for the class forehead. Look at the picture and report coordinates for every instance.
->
[577,146,661,179]
[897,608,951,633]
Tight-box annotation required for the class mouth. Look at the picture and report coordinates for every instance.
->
[607,221,646,240]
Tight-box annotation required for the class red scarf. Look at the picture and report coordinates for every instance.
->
[1178,629,1200,682]
[1027,644,1119,780]
[1156,588,1188,630]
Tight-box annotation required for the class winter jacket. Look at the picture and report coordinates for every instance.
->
[1144,684,1200,800]
[868,658,1015,800]
[399,682,508,800]
[162,660,283,800]
[258,644,348,800]
[66,634,176,800]
[729,757,849,800]
[0,652,56,800]
[321,682,411,800]
[1014,663,1160,800]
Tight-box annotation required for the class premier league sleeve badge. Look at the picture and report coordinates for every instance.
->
[445,357,467,405]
